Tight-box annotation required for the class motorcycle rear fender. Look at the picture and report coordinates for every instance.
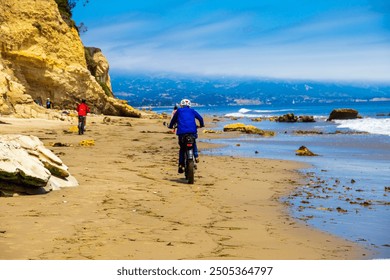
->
[187,149,194,160]
[182,134,195,144]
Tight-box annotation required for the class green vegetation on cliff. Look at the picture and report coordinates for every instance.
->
[55,0,76,28]
[55,0,89,31]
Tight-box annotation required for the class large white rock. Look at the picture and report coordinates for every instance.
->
[48,175,79,191]
[1,134,69,178]
[0,135,78,196]
[0,141,50,187]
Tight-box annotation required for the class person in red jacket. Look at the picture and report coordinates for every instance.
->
[77,99,90,135]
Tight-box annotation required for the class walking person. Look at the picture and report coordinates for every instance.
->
[46,98,52,109]
[170,104,178,133]
[77,99,90,135]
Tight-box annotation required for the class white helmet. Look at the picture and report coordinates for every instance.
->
[180,99,191,107]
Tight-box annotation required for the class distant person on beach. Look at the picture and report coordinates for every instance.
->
[168,99,204,173]
[34,99,42,106]
[77,99,90,135]
[171,104,178,118]
[170,104,178,133]
[46,98,52,109]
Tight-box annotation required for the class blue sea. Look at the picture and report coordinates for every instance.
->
[151,101,390,259]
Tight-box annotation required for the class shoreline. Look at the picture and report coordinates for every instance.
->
[201,113,390,259]
[0,114,369,259]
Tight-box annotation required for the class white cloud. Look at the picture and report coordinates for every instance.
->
[106,37,390,82]
[80,4,390,82]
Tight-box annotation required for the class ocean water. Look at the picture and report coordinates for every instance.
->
[152,101,390,259]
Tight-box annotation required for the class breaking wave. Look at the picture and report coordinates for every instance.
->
[335,118,390,136]
[225,107,326,119]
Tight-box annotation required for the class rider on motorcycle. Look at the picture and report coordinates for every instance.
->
[168,99,204,173]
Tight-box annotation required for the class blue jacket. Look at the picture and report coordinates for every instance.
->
[169,107,204,135]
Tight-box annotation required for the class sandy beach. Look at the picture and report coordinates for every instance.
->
[0,113,369,260]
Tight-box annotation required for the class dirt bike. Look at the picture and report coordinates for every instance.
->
[163,121,196,184]
[78,116,86,135]
[180,134,196,184]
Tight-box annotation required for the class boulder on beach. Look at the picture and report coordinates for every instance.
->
[272,113,315,123]
[251,117,263,122]
[0,135,78,196]
[295,146,318,156]
[327,108,360,121]
[276,113,298,122]
[202,129,222,134]
[298,115,316,122]
[223,123,275,137]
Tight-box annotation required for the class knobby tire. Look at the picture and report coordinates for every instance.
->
[187,159,195,184]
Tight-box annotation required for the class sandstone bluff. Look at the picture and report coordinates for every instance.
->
[0,0,140,118]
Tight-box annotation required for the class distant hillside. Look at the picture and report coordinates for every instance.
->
[111,73,390,107]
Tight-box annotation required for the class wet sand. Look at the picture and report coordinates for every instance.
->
[0,114,369,259]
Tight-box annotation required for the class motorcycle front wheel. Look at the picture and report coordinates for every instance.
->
[186,160,195,184]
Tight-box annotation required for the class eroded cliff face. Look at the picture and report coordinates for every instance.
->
[0,0,140,117]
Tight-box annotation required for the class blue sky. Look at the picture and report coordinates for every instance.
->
[73,0,390,83]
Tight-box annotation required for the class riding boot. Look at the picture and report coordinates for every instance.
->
[178,164,184,173]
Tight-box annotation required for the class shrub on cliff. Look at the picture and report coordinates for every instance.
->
[55,0,89,31]
[55,0,76,28]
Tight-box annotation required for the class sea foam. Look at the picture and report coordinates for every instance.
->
[335,118,390,136]
[226,107,327,119]
[227,108,299,118]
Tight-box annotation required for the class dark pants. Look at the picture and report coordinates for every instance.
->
[78,116,86,134]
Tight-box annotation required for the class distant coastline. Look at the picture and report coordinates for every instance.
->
[112,73,390,107]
